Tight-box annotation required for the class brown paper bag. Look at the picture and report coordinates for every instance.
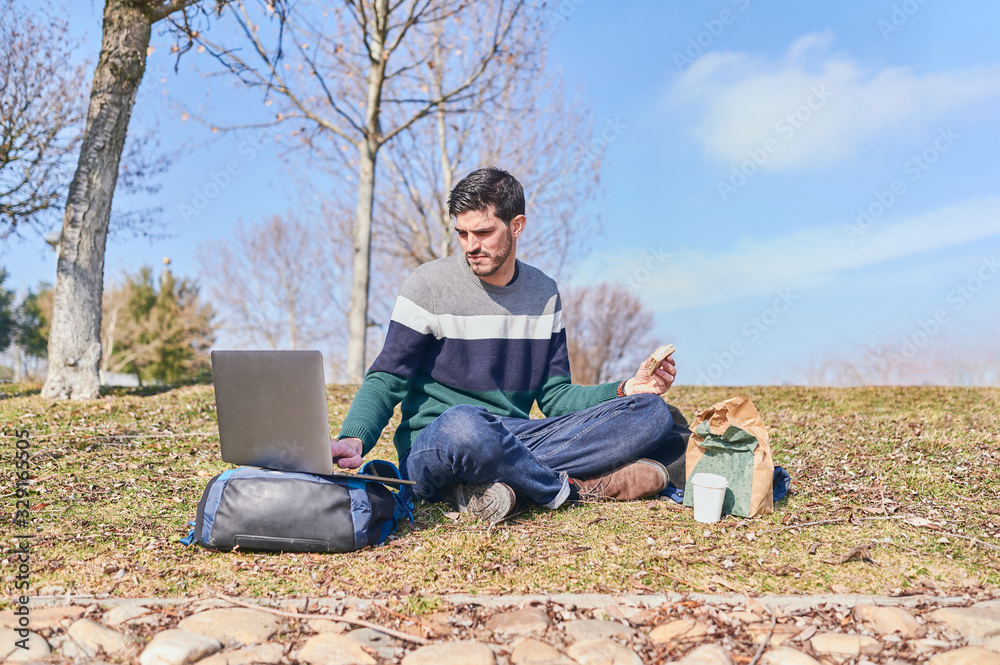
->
[683,395,774,518]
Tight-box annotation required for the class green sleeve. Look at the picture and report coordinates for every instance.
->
[337,371,411,456]
[536,374,620,418]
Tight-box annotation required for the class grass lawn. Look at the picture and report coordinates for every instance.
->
[2,382,999,603]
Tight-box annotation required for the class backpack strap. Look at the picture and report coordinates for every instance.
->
[179,521,197,545]
[360,460,414,525]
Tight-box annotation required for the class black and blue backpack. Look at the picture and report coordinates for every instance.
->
[181,460,412,552]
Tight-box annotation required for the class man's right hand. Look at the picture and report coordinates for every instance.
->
[331,437,363,469]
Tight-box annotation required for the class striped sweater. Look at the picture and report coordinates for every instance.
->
[339,254,620,459]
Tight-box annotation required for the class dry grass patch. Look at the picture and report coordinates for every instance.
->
[2,382,998,602]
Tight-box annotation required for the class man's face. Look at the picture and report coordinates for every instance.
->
[455,207,516,278]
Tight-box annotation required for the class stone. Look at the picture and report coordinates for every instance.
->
[593,606,642,622]
[562,619,636,642]
[105,605,152,626]
[188,598,234,613]
[0,605,85,629]
[648,619,710,645]
[138,629,222,665]
[809,633,881,660]
[346,627,402,660]
[178,608,281,646]
[510,637,576,665]
[486,608,551,636]
[132,613,165,627]
[299,633,378,665]
[928,646,1000,665]
[58,635,95,660]
[67,618,135,656]
[927,605,1000,644]
[985,636,1000,654]
[853,604,924,638]
[0,627,51,661]
[308,618,351,634]
[747,623,801,647]
[761,647,821,665]
[566,638,642,665]
[675,645,733,665]
[914,638,954,653]
[402,640,496,665]
[198,643,286,665]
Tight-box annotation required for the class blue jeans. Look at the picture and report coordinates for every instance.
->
[403,394,677,509]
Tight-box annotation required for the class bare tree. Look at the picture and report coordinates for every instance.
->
[198,213,338,352]
[800,333,1000,386]
[173,0,531,382]
[41,0,213,400]
[0,1,174,242]
[0,0,87,239]
[561,282,658,385]
[378,36,602,277]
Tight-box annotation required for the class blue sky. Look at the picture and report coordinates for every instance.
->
[3,0,999,385]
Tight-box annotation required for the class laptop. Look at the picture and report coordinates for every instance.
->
[211,349,413,485]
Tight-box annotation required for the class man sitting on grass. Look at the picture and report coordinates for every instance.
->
[332,167,684,524]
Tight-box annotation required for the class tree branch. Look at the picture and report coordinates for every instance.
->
[148,0,202,24]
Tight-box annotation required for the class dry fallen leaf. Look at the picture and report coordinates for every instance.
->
[629,575,653,592]
[710,575,741,592]
[792,624,818,642]
[905,516,941,530]
[826,543,879,566]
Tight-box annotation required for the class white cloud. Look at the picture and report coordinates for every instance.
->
[669,32,1000,168]
[585,197,1000,312]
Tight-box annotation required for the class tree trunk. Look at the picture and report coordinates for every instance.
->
[433,31,454,260]
[13,346,22,383]
[41,0,150,400]
[346,138,378,383]
[286,291,297,350]
[345,0,389,384]
[435,106,454,259]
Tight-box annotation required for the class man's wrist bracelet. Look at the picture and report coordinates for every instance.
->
[617,380,628,398]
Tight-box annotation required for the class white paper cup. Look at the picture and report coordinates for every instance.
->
[691,473,728,523]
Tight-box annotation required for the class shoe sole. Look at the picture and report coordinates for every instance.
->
[455,483,515,525]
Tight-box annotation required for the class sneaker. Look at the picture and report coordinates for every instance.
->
[573,459,668,502]
[446,482,516,525]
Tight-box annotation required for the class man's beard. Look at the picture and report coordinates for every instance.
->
[466,227,513,278]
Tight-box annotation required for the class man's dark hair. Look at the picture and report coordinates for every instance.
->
[448,167,525,225]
